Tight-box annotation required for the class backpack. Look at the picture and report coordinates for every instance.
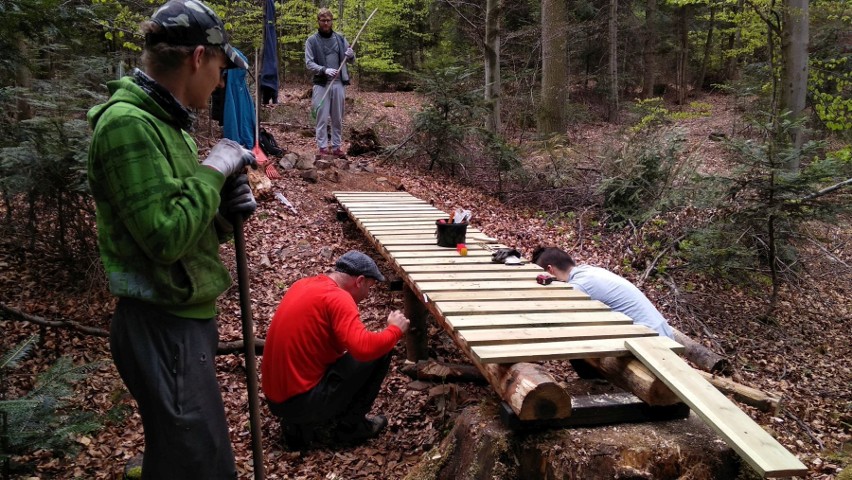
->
[259,128,284,157]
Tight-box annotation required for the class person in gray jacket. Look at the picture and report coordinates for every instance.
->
[305,8,354,157]
[532,246,675,339]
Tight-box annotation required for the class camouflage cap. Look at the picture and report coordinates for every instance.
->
[148,0,248,70]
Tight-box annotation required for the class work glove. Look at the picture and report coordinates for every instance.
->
[324,68,338,78]
[492,247,524,265]
[345,47,355,59]
[219,174,257,220]
[202,138,257,177]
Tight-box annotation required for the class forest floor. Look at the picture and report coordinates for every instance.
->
[0,85,850,479]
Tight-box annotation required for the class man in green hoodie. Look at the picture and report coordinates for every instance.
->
[87,1,256,478]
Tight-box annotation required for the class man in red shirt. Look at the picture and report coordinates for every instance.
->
[262,251,410,449]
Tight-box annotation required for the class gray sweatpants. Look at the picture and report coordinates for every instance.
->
[110,298,236,480]
[313,81,345,150]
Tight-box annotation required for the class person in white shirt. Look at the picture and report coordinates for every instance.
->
[532,246,674,339]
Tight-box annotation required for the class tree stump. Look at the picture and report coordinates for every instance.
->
[405,401,741,480]
[348,127,382,156]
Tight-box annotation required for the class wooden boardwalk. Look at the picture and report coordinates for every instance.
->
[333,191,806,478]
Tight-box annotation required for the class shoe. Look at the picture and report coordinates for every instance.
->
[331,148,346,158]
[318,147,330,155]
[335,414,387,445]
[280,421,336,451]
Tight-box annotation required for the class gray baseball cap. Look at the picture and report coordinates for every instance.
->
[147,0,248,70]
[335,251,386,282]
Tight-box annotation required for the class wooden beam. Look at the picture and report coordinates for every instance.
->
[445,311,633,330]
[416,280,572,291]
[473,336,684,363]
[427,289,584,302]
[401,263,541,273]
[436,299,611,315]
[459,324,658,345]
[626,337,806,478]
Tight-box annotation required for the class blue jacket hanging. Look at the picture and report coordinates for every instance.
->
[260,0,279,104]
[223,48,256,149]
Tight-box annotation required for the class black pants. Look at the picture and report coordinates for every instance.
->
[268,352,392,425]
[110,299,236,480]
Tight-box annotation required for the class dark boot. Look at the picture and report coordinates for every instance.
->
[335,415,388,446]
[280,421,336,451]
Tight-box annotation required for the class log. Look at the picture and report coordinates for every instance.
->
[399,359,487,384]
[673,328,731,374]
[576,350,778,413]
[698,370,781,414]
[403,285,429,362]
[584,356,682,406]
[502,363,572,420]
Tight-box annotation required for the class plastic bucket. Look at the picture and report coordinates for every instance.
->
[436,219,467,247]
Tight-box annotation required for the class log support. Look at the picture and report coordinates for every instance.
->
[403,284,429,362]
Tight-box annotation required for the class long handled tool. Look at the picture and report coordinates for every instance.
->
[252,50,279,179]
[233,216,266,480]
[310,7,379,120]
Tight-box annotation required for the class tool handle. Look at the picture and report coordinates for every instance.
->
[349,8,378,51]
[234,217,266,479]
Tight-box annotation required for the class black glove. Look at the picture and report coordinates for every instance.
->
[491,248,523,264]
[220,174,257,220]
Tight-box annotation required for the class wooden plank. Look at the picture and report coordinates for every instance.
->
[348,208,446,214]
[409,271,537,281]
[625,337,807,478]
[378,237,498,246]
[499,394,690,430]
[459,324,658,346]
[436,299,611,315]
[426,289,584,302]
[446,311,634,330]
[351,212,444,217]
[376,232,494,240]
[333,191,416,196]
[389,250,494,258]
[415,279,569,290]
[359,221,438,228]
[401,263,540,273]
[472,335,684,363]
[387,243,500,253]
[339,201,430,206]
[396,255,514,265]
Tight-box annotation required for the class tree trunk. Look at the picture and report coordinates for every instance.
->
[724,0,744,80]
[642,0,659,98]
[16,34,33,121]
[677,5,691,105]
[671,328,730,374]
[484,0,501,132]
[780,0,809,162]
[608,0,619,122]
[697,5,716,91]
[539,0,569,134]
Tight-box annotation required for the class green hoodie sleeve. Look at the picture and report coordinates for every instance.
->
[91,107,225,264]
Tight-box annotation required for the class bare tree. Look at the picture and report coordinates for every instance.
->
[539,0,569,134]
[485,0,501,131]
[780,0,808,163]
[608,0,619,121]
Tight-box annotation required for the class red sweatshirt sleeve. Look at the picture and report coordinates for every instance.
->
[327,292,403,362]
